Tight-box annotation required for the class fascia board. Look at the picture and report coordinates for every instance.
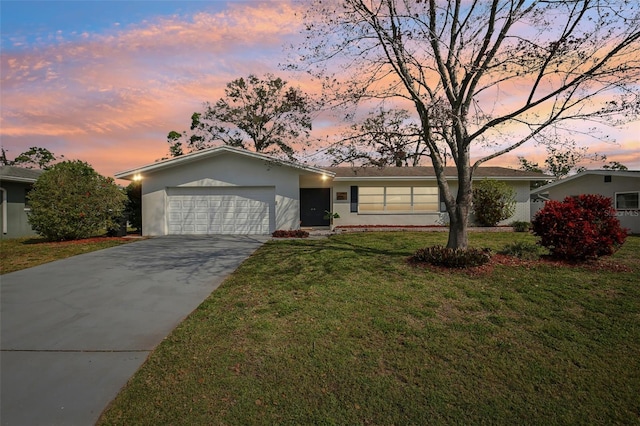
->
[115,146,334,180]
[0,176,38,183]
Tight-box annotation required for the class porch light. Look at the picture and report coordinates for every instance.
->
[133,173,143,181]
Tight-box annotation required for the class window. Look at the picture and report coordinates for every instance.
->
[604,175,612,183]
[615,192,639,210]
[359,187,385,212]
[414,186,439,212]
[357,186,438,213]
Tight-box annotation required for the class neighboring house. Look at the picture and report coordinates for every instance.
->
[114,146,547,236]
[531,170,640,234]
[0,166,43,238]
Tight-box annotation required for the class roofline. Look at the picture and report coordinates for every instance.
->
[333,175,541,182]
[114,146,334,180]
[531,169,640,194]
[0,176,39,183]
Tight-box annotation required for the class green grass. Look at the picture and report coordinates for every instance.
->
[99,232,640,425]
[0,236,135,274]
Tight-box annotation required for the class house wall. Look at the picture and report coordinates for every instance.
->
[140,153,306,235]
[0,181,38,239]
[500,181,531,225]
[545,174,640,234]
[329,179,531,227]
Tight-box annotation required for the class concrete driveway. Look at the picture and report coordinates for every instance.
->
[1,235,268,426]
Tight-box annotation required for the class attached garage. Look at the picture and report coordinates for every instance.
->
[166,186,274,235]
[114,146,333,236]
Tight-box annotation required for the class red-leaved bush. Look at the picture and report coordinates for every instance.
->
[272,229,309,238]
[531,194,627,261]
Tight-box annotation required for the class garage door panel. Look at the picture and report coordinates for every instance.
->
[195,200,210,210]
[168,212,182,221]
[167,187,273,235]
[168,200,182,209]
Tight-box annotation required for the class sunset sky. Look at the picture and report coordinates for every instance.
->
[2,0,639,181]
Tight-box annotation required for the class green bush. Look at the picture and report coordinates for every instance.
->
[511,221,531,232]
[28,160,128,241]
[410,245,491,268]
[498,241,541,260]
[125,181,142,231]
[472,179,516,226]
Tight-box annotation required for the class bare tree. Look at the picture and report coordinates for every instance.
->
[329,108,429,167]
[295,0,640,248]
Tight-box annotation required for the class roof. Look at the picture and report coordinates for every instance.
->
[325,166,548,181]
[0,165,44,183]
[531,169,640,194]
[114,145,334,180]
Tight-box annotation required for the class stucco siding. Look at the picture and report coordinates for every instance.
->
[0,181,38,238]
[546,174,638,200]
[544,174,640,234]
[329,179,530,227]
[504,181,531,224]
[140,153,304,235]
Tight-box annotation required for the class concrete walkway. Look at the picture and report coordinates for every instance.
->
[1,235,268,426]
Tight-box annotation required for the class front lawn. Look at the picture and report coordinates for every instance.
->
[99,232,640,425]
[0,236,135,274]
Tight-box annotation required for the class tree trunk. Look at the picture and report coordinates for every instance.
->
[445,156,473,249]
[446,203,470,249]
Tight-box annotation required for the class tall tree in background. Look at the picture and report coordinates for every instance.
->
[328,108,429,167]
[519,143,626,183]
[296,0,640,249]
[168,74,316,161]
[1,147,61,169]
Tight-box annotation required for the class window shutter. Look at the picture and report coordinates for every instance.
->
[350,186,358,212]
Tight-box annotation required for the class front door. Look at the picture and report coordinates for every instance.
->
[300,188,330,226]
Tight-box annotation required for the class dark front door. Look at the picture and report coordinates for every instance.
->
[300,188,331,226]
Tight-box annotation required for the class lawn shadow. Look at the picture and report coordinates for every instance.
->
[274,234,419,259]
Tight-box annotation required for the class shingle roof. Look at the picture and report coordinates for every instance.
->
[0,165,44,182]
[324,166,548,180]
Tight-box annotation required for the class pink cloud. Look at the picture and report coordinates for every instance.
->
[2,0,639,182]
[1,1,309,179]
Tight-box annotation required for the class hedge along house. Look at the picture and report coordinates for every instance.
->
[0,165,43,238]
[115,146,546,236]
[530,170,640,234]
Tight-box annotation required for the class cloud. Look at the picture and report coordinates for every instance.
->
[2,0,639,181]
[1,1,307,178]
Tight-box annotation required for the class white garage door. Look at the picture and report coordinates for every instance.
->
[166,187,274,235]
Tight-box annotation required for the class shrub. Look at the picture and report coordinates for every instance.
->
[498,241,541,260]
[531,194,627,261]
[272,229,310,238]
[27,160,128,241]
[472,179,516,226]
[511,221,531,232]
[410,245,491,268]
[125,181,142,231]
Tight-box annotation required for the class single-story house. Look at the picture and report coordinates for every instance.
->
[531,170,640,234]
[0,165,43,238]
[114,146,547,236]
